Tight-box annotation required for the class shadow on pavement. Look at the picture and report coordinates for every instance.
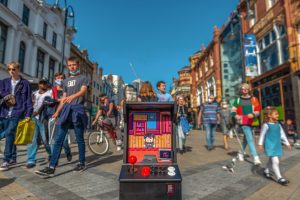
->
[0,177,16,188]
[86,154,123,169]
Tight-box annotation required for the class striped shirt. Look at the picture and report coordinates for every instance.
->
[200,102,220,124]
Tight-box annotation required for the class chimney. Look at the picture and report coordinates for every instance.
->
[93,62,98,73]
[82,49,88,59]
[98,67,103,79]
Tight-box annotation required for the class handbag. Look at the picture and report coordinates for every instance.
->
[14,119,35,145]
[180,116,190,135]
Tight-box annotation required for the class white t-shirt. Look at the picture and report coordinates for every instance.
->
[33,89,52,119]
[8,79,20,117]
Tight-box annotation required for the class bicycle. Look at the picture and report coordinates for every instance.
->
[87,117,117,156]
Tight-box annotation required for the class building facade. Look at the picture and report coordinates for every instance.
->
[219,13,244,102]
[103,74,125,105]
[124,84,137,102]
[172,66,192,105]
[190,26,222,110]
[0,0,75,83]
[240,0,300,128]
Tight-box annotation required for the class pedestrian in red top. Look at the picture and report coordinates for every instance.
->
[231,83,262,165]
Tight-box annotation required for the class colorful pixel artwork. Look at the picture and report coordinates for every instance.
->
[127,111,172,163]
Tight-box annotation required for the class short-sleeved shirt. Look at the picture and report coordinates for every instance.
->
[200,102,220,124]
[63,74,89,105]
[157,92,172,102]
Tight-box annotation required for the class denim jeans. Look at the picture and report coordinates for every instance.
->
[49,113,85,168]
[1,117,19,162]
[177,125,186,150]
[204,123,217,147]
[27,118,52,164]
[241,126,258,157]
[50,133,71,157]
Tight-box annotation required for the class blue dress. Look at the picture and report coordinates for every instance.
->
[264,123,282,157]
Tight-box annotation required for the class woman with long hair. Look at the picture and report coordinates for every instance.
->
[137,81,158,102]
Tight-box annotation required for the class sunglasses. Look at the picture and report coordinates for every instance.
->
[8,68,16,71]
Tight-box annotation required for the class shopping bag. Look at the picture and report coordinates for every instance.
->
[14,119,35,145]
[180,116,190,135]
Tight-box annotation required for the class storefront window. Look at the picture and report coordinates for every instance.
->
[282,78,295,121]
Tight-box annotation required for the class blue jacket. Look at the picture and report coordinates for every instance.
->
[0,77,33,118]
[56,104,87,129]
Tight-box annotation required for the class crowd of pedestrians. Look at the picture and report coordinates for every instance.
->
[0,60,297,185]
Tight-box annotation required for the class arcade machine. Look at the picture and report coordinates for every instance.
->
[119,102,182,200]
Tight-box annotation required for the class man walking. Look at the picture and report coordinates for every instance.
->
[35,56,89,177]
[198,95,220,151]
[0,62,33,171]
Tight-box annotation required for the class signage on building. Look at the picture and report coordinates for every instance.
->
[244,34,258,77]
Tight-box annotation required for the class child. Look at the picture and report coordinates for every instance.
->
[283,118,298,146]
[258,106,291,186]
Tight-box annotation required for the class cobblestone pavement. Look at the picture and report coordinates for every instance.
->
[0,129,300,200]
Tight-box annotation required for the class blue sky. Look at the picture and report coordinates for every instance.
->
[52,0,239,88]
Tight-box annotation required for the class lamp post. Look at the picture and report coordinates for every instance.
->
[54,0,76,72]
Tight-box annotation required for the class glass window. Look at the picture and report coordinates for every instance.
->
[52,32,57,48]
[0,0,8,6]
[258,40,263,51]
[22,4,30,26]
[220,20,243,99]
[261,83,281,108]
[36,50,45,79]
[0,22,7,64]
[43,22,47,40]
[260,42,278,73]
[264,34,270,46]
[271,30,276,42]
[210,54,214,67]
[18,41,26,72]
[49,58,55,85]
[281,36,289,63]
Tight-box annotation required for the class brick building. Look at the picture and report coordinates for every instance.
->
[239,0,300,128]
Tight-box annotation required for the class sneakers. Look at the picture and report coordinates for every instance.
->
[254,156,262,165]
[8,160,17,166]
[73,163,86,172]
[0,162,9,171]
[26,163,36,169]
[277,178,289,186]
[116,140,122,146]
[35,167,55,177]
[237,152,244,161]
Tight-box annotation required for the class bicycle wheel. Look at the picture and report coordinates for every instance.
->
[88,131,109,156]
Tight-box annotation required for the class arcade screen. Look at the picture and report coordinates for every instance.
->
[127,111,172,164]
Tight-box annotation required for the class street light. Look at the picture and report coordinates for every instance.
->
[54,0,76,72]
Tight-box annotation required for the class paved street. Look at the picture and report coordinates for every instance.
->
[1,129,300,200]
